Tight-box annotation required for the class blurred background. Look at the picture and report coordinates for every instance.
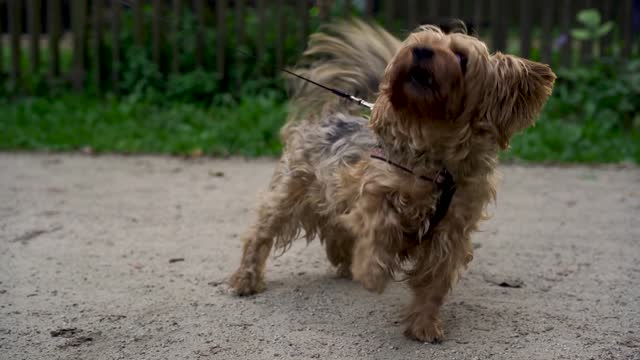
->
[0,0,638,162]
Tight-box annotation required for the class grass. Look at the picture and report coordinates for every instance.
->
[0,95,286,157]
[504,117,640,163]
[1,94,638,163]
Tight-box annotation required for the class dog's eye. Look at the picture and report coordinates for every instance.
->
[455,52,468,74]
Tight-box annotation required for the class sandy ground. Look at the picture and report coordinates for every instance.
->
[0,153,639,360]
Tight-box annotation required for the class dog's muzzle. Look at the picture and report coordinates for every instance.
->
[410,47,435,89]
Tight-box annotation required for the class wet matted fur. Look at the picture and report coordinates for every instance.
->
[229,19,556,342]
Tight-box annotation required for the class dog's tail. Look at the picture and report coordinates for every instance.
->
[285,19,401,121]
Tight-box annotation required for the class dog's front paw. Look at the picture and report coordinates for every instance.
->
[351,261,389,293]
[335,263,353,279]
[228,268,265,296]
[404,316,444,343]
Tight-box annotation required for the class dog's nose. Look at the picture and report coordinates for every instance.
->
[412,47,434,63]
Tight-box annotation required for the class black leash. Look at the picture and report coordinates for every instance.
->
[236,49,374,110]
[425,170,456,237]
[370,146,456,238]
[280,68,374,110]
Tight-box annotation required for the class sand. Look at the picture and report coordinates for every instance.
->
[1,153,639,359]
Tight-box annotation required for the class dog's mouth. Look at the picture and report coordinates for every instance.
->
[409,67,435,89]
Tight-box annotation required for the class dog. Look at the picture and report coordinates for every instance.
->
[229,20,555,343]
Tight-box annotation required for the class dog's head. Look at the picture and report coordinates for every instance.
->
[372,25,556,150]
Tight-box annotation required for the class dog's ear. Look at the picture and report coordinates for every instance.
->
[489,53,556,149]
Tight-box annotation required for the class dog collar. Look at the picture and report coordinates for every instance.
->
[369,146,456,237]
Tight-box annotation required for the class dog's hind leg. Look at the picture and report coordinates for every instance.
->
[321,224,354,278]
[229,163,312,296]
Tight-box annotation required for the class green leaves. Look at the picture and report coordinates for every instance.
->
[571,8,614,41]
[166,70,221,103]
[506,58,640,164]
[0,95,287,157]
[577,9,601,28]
[570,29,591,40]
[595,21,614,37]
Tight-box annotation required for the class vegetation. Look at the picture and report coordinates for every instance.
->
[0,94,285,157]
[0,7,638,163]
[505,58,640,163]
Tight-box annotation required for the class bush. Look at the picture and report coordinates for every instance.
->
[1,6,638,163]
[503,8,639,163]
[94,4,322,104]
[506,58,640,163]
[0,94,287,157]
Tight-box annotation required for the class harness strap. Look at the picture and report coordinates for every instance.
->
[369,146,456,239]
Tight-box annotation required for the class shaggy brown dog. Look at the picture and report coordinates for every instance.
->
[229,20,555,342]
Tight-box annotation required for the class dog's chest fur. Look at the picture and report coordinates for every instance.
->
[290,113,444,236]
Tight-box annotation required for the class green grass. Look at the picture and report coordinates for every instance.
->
[504,116,640,163]
[0,95,286,157]
[0,94,638,163]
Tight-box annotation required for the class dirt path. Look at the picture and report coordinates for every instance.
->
[0,154,639,360]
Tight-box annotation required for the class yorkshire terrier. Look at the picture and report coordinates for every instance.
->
[229,20,555,342]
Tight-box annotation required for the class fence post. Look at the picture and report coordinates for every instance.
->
[152,0,163,66]
[408,0,417,29]
[71,0,88,91]
[620,0,633,57]
[384,0,393,27]
[48,0,61,80]
[520,1,532,58]
[560,0,573,67]
[541,0,553,63]
[8,0,21,90]
[234,0,244,87]
[217,0,227,79]
[449,0,460,17]
[257,0,265,66]
[132,0,144,47]
[0,5,2,77]
[473,0,483,37]
[491,0,507,51]
[318,0,331,21]
[276,0,285,71]
[112,0,121,94]
[365,0,374,19]
[428,0,439,18]
[27,0,41,75]
[235,0,245,47]
[92,0,104,91]
[172,0,182,73]
[298,0,310,52]
[195,0,206,69]
[344,0,352,17]
[599,0,613,56]
[579,0,593,62]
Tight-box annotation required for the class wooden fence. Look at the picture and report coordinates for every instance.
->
[0,0,637,94]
